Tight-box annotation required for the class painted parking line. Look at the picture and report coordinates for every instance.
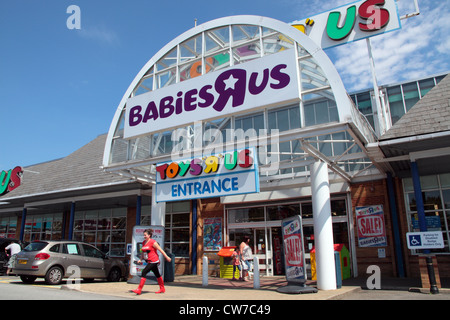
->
[0,276,61,289]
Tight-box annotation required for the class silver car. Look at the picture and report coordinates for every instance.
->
[14,241,126,285]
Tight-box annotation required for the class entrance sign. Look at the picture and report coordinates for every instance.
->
[407,232,444,250]
[124,49,299,139]
[130,225,165,280]
[356,205,387,247]
[281,215,306,283]
[291,0,401,49]
[155,148,259,202]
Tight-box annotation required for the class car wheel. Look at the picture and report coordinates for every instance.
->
[20,275,37,284]
[107,267,121,282]
[45,266,63,285]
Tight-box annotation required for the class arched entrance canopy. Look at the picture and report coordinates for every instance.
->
[102,15,379,188]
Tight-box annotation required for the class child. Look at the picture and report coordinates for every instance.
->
[231,247,241,280]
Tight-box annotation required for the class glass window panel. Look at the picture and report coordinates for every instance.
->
[277,109,289,131]
[421,175,439,190]
[110,244,125,257]
[315,101,329,124]
[402,82,420,111]
[172,243,189,257]
[289,106,301,130]
[267,204,300,220]
[440,173,450,188]
[419,78,435,97]
[301,203,313,219]
[228,207,264,223]
[172,228,190,242]
[111,231,125,243]
[172,213,190,227]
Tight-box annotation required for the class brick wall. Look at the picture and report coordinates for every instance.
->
[351,179,398,277]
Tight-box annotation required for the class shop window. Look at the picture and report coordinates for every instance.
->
[72,208,126,257]
[403,174,450,254]
[228,207,264,224]
[0,216,17,239]
[165,201,190,258]
[267,204,300,221]
[24,213,62,242]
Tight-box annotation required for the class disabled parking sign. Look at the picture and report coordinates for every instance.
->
[407,232,444,250]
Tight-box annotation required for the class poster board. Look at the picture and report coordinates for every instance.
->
[281,215,306,284]
[129,225,165,281]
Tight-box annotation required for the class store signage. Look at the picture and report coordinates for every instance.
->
[356,205,387,247]
[155,148,259,202]
[291,0,401,49]
[407,232,444,250]
[130,225,165,280]
[124,49,299,139]
[0,166,23,196]
[281,215,306,283]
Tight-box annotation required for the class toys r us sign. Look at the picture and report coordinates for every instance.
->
[0,166,23,196]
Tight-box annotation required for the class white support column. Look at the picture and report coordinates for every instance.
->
[310,160,336,290]
[151,186,166,226]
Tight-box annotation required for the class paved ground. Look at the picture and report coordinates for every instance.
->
[2,274,450,301]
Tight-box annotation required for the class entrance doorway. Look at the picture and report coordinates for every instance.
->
[226,198,352,278]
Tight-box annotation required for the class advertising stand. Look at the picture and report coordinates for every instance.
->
[277,215,317,294]
[128,225,165,284]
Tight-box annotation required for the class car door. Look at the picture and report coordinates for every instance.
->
[81,244,106,279]
[62,243,89,278]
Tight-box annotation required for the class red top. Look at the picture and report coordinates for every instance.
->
[141,239,159,263]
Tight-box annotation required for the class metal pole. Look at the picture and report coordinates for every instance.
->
[411,161,439,294]
[253,256,260,289]
[192,199,198,274]
[202,256,208,287]
[366,38,389,136]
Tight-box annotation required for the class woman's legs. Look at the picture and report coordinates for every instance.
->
[133,263,165,294]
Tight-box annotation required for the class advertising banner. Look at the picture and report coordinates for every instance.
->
[130,225,165,281]
[281,215,306,283]
[356,205,387,247]
[155,147,259,202]
[124,49,299,139]
[203,217,222,251]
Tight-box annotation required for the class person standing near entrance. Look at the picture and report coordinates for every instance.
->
[132,229,172,295]
[240,237,253,281]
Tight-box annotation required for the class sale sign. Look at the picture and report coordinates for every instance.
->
[356,205,387,247]
[281,215,306,283]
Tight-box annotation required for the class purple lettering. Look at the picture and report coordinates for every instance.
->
[198,85,214,108]
[184,89,198,111]
[213,69,246,112]
[143,101,158,122]
[189,158,202,175]
[249,69,269,95]
[159,96,174,118]
[270,64,290,89]
[129,106,143,126]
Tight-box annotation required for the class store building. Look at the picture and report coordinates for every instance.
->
[1,14,449,286]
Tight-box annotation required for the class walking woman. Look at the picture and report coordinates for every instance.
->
[133,229,172,295]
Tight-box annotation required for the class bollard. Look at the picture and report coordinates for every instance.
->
[253,256,260,289]
[202,256,208,287]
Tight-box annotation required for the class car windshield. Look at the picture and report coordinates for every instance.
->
[24,242,48,252]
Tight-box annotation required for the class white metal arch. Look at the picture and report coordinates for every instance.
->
[102,15,378,185]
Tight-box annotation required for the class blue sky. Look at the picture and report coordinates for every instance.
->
[0,0,449,171]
